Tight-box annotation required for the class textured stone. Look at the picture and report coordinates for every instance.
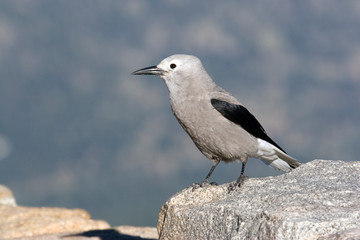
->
[115,225,158,239]
[158,160,360,240]
[0,184,16,206]
[0,205,110,239]
[5,226,157,240]
[319,227,360,240]
[0,185,157,240]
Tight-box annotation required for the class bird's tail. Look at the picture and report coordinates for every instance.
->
[256,139,301,172]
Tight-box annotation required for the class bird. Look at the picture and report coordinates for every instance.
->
[132,54,301,190]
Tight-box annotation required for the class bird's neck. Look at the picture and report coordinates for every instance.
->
[168,82,215,123]
[168,82,215,104]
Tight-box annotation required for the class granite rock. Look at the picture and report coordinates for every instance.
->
[0,205,110,239]
[0,184,16,206]
[319,227,360,240]
[158,160,360,240]
[0,185,157,240]
[115,225,158,239]
[5,226,158,240]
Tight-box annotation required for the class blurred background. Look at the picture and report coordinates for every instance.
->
[0,0,359,227]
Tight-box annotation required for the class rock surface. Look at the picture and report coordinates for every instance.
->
[0,185,157,240]
[0,185,16,206]
[5,226,158,240]
[0,205,110,239]
[158,160,360,240]
[319,227,360,240]
[115,225,158,239]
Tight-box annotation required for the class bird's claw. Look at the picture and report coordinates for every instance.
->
[191,180,217,191]
[227,183,238,193]
[227,175,248,193]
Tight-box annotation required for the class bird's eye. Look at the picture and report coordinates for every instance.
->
[170,63,177,69]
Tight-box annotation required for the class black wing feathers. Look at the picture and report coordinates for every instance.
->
[210,99,286,153]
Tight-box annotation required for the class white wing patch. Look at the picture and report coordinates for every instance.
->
[256,138,292,172]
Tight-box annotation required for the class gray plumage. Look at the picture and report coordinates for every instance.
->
[132,54,301,189]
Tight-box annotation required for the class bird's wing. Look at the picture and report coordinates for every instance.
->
[210,98,286,153]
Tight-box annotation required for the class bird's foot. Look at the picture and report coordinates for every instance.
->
[227,175,248,193]
[191,179,217,191]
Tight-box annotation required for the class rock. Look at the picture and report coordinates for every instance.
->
[5,226,158,240]
[0,205,110,239]
[0,184,16,206]
[319,227,360,240]
[115,225,158,239]
[0,185,157,240]
[158,160,360,240]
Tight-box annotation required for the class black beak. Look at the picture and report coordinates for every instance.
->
[132,66,164,76]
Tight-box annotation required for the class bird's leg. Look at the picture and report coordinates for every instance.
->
[235,162,248,186]
[228,159,248,192]
[192,160,219,190]
[201,160,219,186]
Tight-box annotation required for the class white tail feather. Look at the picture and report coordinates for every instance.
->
[256,139,300,172]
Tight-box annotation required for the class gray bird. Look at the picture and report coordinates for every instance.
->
[132,54,301,190]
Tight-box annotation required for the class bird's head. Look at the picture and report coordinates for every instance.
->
[132,54,210,92]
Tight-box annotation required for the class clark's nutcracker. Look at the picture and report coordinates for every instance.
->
[132,54,301,190]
